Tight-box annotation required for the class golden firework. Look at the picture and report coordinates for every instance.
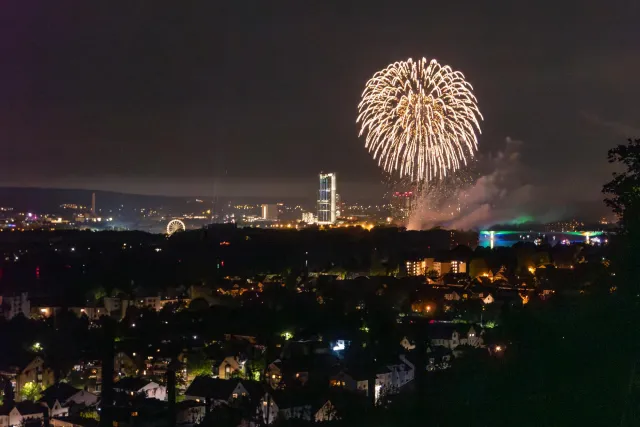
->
[357,58,482,182]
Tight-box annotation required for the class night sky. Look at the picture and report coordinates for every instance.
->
[1,1,638,206]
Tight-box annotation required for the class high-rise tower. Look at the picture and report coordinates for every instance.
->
[317,172,337,225]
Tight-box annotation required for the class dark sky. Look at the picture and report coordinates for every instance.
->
[1,1,639,204]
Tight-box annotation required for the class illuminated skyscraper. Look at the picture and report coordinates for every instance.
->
[261,204,278,221]
[317,172,337,225]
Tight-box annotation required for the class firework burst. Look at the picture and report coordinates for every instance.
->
[357,58,483,183]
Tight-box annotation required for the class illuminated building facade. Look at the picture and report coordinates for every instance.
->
[317,172,337,225]
[302,212,316,224]
[450,260,466,274]
[261,204,278,221]
[406,259,427,276]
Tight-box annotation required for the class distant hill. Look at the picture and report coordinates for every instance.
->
[0,187,311,214]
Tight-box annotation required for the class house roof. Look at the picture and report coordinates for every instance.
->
[40,382,81,407]
[185,377,241,400]
[276,354,340,376]
[113,377,152,392]
[51,416,99,427]
[15,401,47,416]
[269,388,327,411]
[21,356,45,372]
[341,360,393,381]
[240,380,266,402]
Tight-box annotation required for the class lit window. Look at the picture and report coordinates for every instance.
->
[232,393,238,399]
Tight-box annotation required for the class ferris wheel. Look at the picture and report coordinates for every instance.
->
[166,219,186,235]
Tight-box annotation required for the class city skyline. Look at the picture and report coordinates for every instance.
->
[0,1,637,217]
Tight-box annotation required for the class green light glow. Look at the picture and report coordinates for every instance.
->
[509,216,534,225]
[481,230,604,237]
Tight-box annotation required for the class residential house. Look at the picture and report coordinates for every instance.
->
[144,357,171,380]
[176,400,206,426]
[30,306,60,319]
[184,378,249,406]
[0,293,30,319]
[399,337,416,351]
[266,359,311,389]
[484,267,508,283]
[258,392,278,425]
[259,389,336,424]
[69,306,106,321]
[329,355,414,403]
[266,353,339,389]
[0,406,9,427]
[266,360,284,389]
[428,324,484,350]
[68,360,101,395]
[158,297,191,311]
[0,402,46,427]
[328,371,368,394]
[135,295,162,312]
[114,352,138,377]
[103,297,135,320]
[479,292,495,304]
[40,383,98,417]
[444,290,462,301]
[16,357,55,402]
[113,378,167,401]
[218,356,246,380]
[387,355,415,390]
[39,383,76,418]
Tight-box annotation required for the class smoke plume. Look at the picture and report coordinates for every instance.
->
[407,138,563,230]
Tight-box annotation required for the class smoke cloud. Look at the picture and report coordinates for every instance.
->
[407,137,596,230]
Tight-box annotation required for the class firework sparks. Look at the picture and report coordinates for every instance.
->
[357,58,483,183]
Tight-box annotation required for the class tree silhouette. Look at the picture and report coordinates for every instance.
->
[603,138,640,293]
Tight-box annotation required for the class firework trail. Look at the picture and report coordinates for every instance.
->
[357,58,483,183]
